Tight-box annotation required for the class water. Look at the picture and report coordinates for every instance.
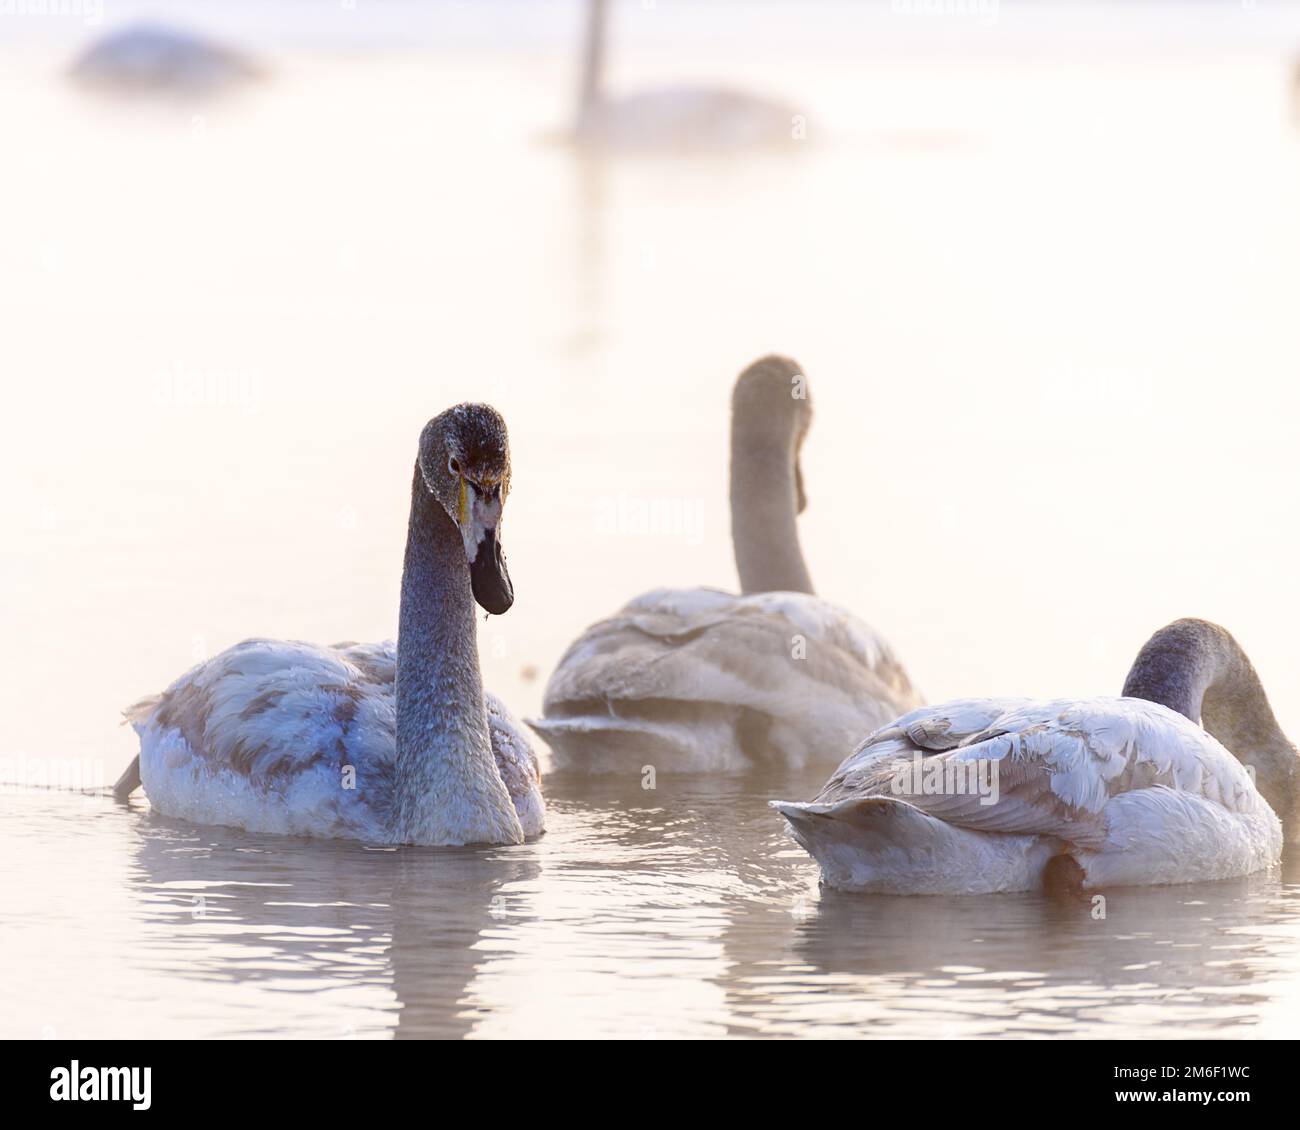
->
[4,2,1300,1038]
[7,779,1300,1039]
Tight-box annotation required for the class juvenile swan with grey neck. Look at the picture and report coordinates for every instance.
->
[114,405,543,845]
[774,618,1295,894]
[530,355,920,773]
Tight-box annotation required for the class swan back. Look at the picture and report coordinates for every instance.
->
[775,697,1282,893]
[130,638,543,841]
[532,588,921,772]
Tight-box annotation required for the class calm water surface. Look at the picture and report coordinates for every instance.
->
[4,4,1300,1038]
[5,777,1300,1039]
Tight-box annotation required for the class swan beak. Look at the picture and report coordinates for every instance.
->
[459,478,513,614]
[470,526,514,615]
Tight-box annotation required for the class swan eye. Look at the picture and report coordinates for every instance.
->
[448,456,461,476]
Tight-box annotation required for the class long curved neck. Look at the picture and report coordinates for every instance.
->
[729,415,813,596]
[577,0,607,118]
[1122,618,1296,826]
[393,467,520,846]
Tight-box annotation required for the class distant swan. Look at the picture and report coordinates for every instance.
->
[69,23,262,96]
[774,619,1296,894]
[114,405,543,846]
[573,0,797,151]
[530,355,921,772]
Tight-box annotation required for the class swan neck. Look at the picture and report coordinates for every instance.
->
[1122,619,1296,824]
[729,412,813,596]
[393,465,519,845]
[577,0,607,117]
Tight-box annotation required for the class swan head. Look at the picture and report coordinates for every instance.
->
[732,354,813,512]
[1123,617,1298,834]
[418,403,514,615]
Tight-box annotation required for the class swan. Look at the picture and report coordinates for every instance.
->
[773,619,1297,894]
[572,0,798,152]
[69,23,263,96]
[112,404,543,846]
[529,355,922,772]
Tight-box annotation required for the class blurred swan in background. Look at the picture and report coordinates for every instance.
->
[530,355,921,773]
[774,619,1296,894]
[69,22,262,96]
[573,0,797,151]
[114,405,543,846]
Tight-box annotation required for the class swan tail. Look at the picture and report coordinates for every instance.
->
[112,756,142,800]
[772,796,945,892]
[114,693,160,798]
[123,694,161,729]
[771,796,1052,894]
[772,795,937,850]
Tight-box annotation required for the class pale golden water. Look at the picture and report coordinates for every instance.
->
[3,4,1300,1037]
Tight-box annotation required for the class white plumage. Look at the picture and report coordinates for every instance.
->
[773,696,1282,894]
[129,638,544,842]
[531,588,920,772]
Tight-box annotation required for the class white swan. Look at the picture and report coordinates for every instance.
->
[774,619,1297,894]
[530,355,921,772]
[573,0,797,152]
[113,405,544,846]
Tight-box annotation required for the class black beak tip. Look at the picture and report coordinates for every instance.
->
[470,531,514,615]
[474,577,514,616]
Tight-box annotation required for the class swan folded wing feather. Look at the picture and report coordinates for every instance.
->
[818,729,1107,848]
[143,638,396,785]
[819,699,1033,791]
[543,588,918,715]
[333,640,398,686]
[814,697,1272,851]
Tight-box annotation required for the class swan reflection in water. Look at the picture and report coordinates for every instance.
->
[120,769,1300,1039]
[127,813,541,1039]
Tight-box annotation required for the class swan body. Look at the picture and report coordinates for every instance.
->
[576,88,796,152]
[532,355,920,772]
[572,0,796,152]
[533,588,919,772]
[70,23,262,95]
[129,639,544,842]
[775,697,1280,894]
[119,404,542,847]
[775,620,1297,894]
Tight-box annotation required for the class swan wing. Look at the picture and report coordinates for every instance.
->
[485,692,545,838]
[810,696,1267,847]
[130,638,542,838]
[533,587,920,771]
[128,638,397,837]
[544,587,915,702]
[137,638,396,785]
